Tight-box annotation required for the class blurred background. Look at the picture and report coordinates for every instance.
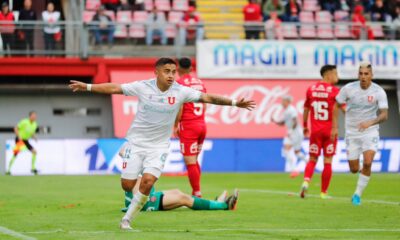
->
[0,0,399,175]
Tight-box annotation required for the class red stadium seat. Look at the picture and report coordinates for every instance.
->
[86,0,101,10]
[83,10,96,23]
[130,11,148,38]
[144,0,154,11]
[370,24,385,39]
[299,11,314,23]
[115,11,132,38]
[300,25,316,38]
[282,24,299,39]
[315,11,332,23]
[334,10,349,22]
[155,0,171,11]
[303,0,320,12]
[317,25,334,39]
[172,0,189,11]
[334,23,353,39]
[166,11,184,38]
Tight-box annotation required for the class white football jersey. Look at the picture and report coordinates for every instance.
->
[336,81,388,138]
[282,105,301,134]
[121,79,202,149]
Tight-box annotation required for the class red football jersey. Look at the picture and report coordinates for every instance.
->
[177,74,207,122]
[304,82,339,133]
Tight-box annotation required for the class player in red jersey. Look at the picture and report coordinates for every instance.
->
[174,57,207,198]
[300,65,340,199]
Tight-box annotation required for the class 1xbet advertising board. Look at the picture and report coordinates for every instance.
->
[5,139,400,175]
[197,40,400,79]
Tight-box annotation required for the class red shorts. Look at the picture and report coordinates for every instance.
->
[179,121,207,156]
[309,131,337,157]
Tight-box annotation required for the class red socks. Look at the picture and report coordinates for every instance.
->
[304,160,317,182]
[187,163,201,197]
[321,163,332,194]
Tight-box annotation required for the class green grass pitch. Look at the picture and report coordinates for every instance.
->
[0,173,399,240]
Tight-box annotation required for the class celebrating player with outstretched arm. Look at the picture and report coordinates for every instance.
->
[336,61,388,206]
[300,65,340,199]
[69,58,255,230]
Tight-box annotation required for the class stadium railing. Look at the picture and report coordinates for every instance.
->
[0,21,399,58]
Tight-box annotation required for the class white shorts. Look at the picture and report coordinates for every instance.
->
[283,129,304,151]
[345,132,380,160]
[120,143,169,180]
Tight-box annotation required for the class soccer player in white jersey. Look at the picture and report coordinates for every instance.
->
[273,95,306,178]
[69,58,255,229]
[336,61,388,206]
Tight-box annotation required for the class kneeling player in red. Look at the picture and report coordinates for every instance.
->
[301,65,340,199]
[174,57,207,198]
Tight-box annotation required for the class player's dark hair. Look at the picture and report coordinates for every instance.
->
[29,111,36,116]
[155,58,176,68]
[178,57,192,70]
[320,65,337,77]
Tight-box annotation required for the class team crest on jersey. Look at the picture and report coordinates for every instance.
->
[167,97,176,105]
[368,96,374,103]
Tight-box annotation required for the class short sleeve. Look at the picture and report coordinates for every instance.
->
[377,88,388,109]
[336,85,347,104]
[181,86,202,103]
[121,81,141,96]
[304,87,311,108]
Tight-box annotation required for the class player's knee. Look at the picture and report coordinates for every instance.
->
[350,166,359,174]
[139,178,156,194]
[121,180,135,192]
[180,193,192,206]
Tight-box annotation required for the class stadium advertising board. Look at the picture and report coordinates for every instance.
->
[111,70,315,138]
[5,139,400,175]
[197,40,400,79]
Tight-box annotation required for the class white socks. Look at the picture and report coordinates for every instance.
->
[286,151,297,172]
[355,174,370,197]
[123,191,148,222]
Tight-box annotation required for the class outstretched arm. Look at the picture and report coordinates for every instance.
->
[69,80,123,94]
[198,93,255,110]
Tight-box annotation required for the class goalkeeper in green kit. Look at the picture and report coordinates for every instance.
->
[7,111,38,175]
[122,176,239,212]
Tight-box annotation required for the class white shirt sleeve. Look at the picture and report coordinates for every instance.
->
[336,85,347,104]
[181,86,202,103]
[121,81,141,96]
[377,88,389,109]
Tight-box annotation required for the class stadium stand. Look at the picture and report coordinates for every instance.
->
[129,11,148,39]
[166,11,185,38]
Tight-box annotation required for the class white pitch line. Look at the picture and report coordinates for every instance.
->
[24,228,400,235]
[0,226,36,240]
[241,188,400,206]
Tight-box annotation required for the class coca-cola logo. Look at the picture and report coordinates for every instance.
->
[205,85,304,125]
